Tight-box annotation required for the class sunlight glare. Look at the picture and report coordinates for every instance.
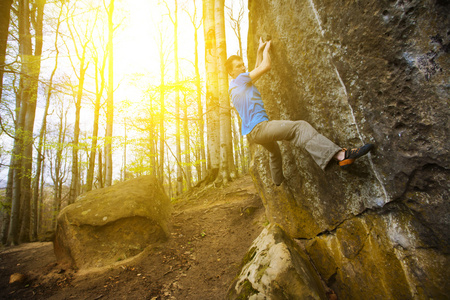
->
[115,0,164,105]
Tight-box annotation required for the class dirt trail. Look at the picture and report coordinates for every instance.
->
[0,175,266,299]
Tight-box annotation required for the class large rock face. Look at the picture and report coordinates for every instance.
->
[246,0,449,299]
[54,176,172,269]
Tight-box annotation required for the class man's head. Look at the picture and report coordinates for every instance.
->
[226,55,246,79]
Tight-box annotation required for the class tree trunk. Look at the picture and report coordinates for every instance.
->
[123,119,127,180]
[105,0,114,187]
[50,107,66,230]
[1,165,13,244]
[194,14,206,181]
[238,117,247,173]
[69,54,87,204]
[7,0,43,245]
[86,89,101,191]
[158,30,165,184]
[188,0,206,182]
[203,0,220,183]
[1,69,20,243]
[0,0,13,102]
[98,148,103,189]
[173,0,183,195]
[38,151,45,234]
[9,69,28,245]
[226,0,246,174]
[86,47,107,191]
[32,0,57,240]
[9,0,31,245]
[32,84,50,240]
[149,98,157,177]
[231,110,240,176]
[183,94,191,188]
[166,147,172,199]
[215,0,234,184]
[19,0,46,243]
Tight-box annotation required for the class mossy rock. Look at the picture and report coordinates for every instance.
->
[54,175,172,269]
[227,225,327,300]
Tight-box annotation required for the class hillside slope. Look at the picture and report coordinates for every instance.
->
[0,175,266,299]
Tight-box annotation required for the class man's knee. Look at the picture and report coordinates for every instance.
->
[291,120,317,146]
[295,120,313,130]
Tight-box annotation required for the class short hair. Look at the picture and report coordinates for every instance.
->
[225,55,242,75]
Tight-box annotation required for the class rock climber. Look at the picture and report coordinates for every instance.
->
[226,38,374,186]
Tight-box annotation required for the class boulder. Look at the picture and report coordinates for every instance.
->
[246,0,449,299]
[227,225,327,300]
[54,175,172,269]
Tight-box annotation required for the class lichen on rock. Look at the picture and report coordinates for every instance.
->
[227,225,327,300]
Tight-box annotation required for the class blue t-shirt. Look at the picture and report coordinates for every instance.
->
[229,72,269,135]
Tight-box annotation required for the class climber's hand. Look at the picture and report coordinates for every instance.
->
[263,40,271,55]
[250,41,271,82]
[258,37,267,53]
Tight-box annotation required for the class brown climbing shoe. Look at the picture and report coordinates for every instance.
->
[338,144,374,169]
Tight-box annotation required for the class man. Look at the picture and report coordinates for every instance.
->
[226,38,373,186]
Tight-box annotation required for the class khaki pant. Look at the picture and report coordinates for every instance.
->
[247,120,342,185]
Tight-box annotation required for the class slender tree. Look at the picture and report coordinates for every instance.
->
[1,162,13,244]
[32,1,63,240]
[105,0,114,187]
[64,0,99,203]
[203,0,220,182]
[0,0,13,102]
[98,148,103,188]
[148,96,157,177]
[185,0,206,181]
[215,0,235,184]
[122,114,127,180]
[231,110,240,175]
[163,0,182,194]
[174,0,182,194]
[86,37,107,191]
[48,99,69,230]
[182,93,191,188]
[19,0,46,242]
[37,149,45,233]
[226,0,244,58]
[156,23,170,184]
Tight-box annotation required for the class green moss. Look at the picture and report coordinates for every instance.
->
[237,279,259,299]
[256,264,269,281]
[239,246,257,270]
[230,246,258,287]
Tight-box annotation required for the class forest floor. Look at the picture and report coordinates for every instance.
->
[0,174,267,300]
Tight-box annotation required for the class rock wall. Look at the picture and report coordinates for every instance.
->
[247,0,449,298]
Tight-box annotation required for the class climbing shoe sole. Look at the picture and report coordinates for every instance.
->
[339,144,374,169]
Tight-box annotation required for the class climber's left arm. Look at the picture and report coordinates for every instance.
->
[254,37,266,69]
[250,40,271,83]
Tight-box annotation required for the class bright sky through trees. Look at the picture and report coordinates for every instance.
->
[113,0,248,107]
[0,0,248,187]
[0,0,251,244]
